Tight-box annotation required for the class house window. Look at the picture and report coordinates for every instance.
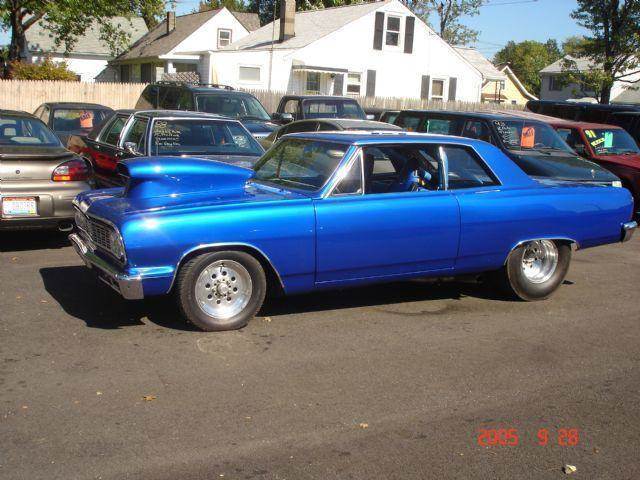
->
[218,29,232,48]
[549,75,562,91]
[385,16,401,46]
[346,73,361,96]
[175,63,198,72]
[306,72,321,93]
[499,80,506,90]
[431,79,445,101]
[239,66,261,82]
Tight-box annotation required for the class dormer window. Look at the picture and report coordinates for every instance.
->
[385,16,401,46]
[218,29,232,48]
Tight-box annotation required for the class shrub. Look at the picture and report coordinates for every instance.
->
[9,58,78,81]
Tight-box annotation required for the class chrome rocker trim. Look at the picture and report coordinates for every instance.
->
[69,233,144,300]
[622,221,637,243]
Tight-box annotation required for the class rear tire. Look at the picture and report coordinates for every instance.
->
[176,250,266,331]
[499,240,571,301]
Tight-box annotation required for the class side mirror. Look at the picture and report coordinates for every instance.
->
[123,141,138,155]
[273,112,293,124]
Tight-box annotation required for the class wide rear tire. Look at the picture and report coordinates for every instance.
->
[176,250,266,331]
[500,240,572,301]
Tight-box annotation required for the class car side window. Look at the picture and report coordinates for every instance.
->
[332,153,363,195]
[101,116,127,146]
[282,99,299,118]
[462,121,491,142]
[122,117,149,153]
[396,114,424,132]
[317,122,337,131]
[361,145,442,194]
[178,91,194,110]
[441,145,499,190]
[160,88,180,109]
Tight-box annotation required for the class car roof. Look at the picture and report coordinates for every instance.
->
[0,109,38,119]
[497,110,621,130]
[132,109,230,120]
[400,109,549,124]
[284,131,484,146]
[41,102,113,110]
[318,119,402,129]
[283,95,360,101]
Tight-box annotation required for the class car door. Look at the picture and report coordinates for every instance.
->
[84,114,129,184]
[313,143,460,284]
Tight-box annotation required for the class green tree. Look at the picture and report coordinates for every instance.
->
[427,0,484,46]
[561,35,588,57]
[249,0,352,27]
[198,0,250,13]
[0,0,165,66]
[567,0,640,104]
[493,39,563,96]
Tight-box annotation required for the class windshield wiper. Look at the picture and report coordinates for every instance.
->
[261,177,316,189]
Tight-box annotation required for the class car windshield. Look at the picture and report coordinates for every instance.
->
[493,120,573,153]
[150,119,263,156]
[196,94,270,121]
[252,139,348,191]
[584,128,640,155]
[52,108,111,133]
[0,115,61,146]
[302,100,366,120]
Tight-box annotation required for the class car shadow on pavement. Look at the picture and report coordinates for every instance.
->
[39,265,199,331]
[259,278,512,317]
[40,266,517,331]
[1,230,70,252]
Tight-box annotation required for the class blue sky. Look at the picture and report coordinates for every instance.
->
[2,0,587,60]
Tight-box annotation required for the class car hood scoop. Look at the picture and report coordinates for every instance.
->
[117,156,255,200]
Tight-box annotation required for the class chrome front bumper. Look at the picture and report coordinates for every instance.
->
[622,221,637,243]
[69,233,144,300]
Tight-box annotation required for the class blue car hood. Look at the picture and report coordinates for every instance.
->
[77,156,307,221]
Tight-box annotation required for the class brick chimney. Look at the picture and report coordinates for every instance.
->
[166,11,176,35]
[279,0,295,42]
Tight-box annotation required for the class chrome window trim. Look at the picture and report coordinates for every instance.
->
[327,148,364,197]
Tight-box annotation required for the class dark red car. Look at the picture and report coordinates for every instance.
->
[509,111,640,218]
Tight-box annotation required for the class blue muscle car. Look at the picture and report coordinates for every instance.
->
[69,132,637,331]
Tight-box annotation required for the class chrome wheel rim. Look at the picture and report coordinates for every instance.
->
[195,260,252,320]
[521,240,558,284]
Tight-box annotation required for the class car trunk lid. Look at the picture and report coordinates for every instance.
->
[0,146,75,181]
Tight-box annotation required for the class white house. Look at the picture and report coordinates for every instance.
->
[540,55,640,103]
[26,17,148,82]
[110,8,260,83]
[209,0,483,101]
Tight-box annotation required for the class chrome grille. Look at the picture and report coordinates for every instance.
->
[88,219,113,252]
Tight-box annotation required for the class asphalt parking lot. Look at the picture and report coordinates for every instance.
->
[1,231,639,480]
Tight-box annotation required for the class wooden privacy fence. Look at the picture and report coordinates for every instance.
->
[0,80,524,114]
[0,80,147,112]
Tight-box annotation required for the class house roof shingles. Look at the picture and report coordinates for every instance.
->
[222,0,392,51]
[540,55,597,74]
[27,17,148,56]
[114,9,260,62]
[453,47,506,81]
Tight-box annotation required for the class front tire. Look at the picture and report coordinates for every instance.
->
[176,251,266,331]
[500,240,571,301]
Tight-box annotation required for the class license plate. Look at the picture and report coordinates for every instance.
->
[2,197,38,217]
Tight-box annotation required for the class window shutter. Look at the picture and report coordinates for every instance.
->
[333,74,344,95]
[448,77,458,101]
[373,12,384,50]
[366,70,376,97]
[404,17,415,54]
[421,75,430,99]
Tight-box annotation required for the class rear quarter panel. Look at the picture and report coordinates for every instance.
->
[454,184,633,273]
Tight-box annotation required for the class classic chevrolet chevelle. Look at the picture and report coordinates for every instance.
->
[70,132,637,331]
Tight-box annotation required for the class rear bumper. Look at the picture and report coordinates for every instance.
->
[622,221,637,242]
[1,181,93,229]
[69,233,144,300]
